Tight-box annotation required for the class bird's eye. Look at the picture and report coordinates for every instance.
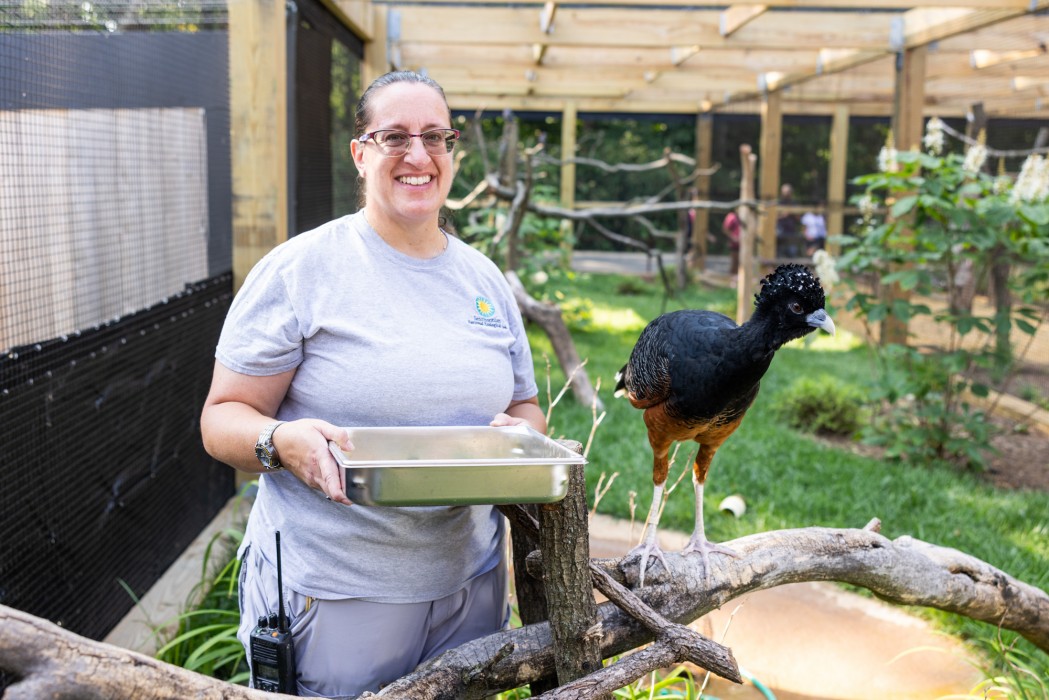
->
[789,302,803,314]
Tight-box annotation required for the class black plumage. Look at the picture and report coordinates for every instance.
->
[614,264,835,585]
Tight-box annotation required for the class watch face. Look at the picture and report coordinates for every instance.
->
[258,448,279,469]
[256,430,281,469]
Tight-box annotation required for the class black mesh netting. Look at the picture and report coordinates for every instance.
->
[0,276,235,636]
[1,3,366,689]
[0,0,235,675]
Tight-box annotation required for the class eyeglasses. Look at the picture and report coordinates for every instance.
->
[358,128,460,156]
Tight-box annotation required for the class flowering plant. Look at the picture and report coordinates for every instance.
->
[837,121,1048,469]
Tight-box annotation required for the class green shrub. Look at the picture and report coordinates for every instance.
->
[771,375,865,437]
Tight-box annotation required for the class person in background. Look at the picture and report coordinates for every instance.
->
[200,70,545,698]
[801,204,828,256]
[720,209,741,275]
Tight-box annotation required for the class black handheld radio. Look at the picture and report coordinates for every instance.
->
[250,531,297,694]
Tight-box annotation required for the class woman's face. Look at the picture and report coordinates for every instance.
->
[351,82,455,230]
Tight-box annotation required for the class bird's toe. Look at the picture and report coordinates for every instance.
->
[682,538,739,582]
[628,542,669,588]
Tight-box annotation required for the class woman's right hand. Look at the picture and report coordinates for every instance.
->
[273,420,355,504]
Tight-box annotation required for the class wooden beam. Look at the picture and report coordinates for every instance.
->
[817,48,886,75]
[758,89,782,264]
[363,4,389,85]
[1013,76,1049,91]
[441,94,961,119]
[826,103,849,256]
[896,6,1045,50]
[671,45,701,67]
[970,47,1046,69]
[720,4,767,37]
[328,0,373,41]
[540,1,557,33]
[392,6,897,51]
[228,0,288,292]
[532,1,557,66]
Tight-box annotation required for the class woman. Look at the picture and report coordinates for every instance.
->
[201,70,545,697]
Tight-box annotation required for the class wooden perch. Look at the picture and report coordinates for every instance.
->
[2,524,1047,699]
[501,502,740,686]
[0,604,290,700]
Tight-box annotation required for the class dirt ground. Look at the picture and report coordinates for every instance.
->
[985,411,1049,491]
[829,291,1049,493]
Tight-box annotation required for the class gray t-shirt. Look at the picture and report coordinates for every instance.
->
[216,210,538,601]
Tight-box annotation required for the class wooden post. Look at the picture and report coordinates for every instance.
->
[882,46,927,346]
[758,90,782,267]
[826,104,849,256]
[506,503,555,694]
[538,455,605,694]
[692,112,714,271]
[665,151,690,291]
[737,144,758,325]
[560,100,578,256]
[228,0,288,292]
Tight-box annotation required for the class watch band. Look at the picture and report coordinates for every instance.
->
[255,421,287,471]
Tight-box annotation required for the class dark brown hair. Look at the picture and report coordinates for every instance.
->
[354,70,451,136]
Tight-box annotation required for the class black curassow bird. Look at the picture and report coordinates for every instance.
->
[614,264,835,586]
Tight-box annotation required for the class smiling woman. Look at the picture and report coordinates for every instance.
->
[349,74,459,257]
[199,70,546,697]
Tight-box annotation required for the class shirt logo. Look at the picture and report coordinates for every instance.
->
[475,296,496,318]
[470,295,507,329]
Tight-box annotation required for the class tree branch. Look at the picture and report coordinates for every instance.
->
[0,604,295,699]
[504,270,602,411]
[5,527,1046,699]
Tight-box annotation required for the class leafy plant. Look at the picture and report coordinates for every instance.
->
[964,630,1049,700]
[612,664,699,699]
[771,375,865,437]
[838,121,1049,471]
[150,487,254,684]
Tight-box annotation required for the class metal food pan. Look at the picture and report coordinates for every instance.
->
[327,425,585,506]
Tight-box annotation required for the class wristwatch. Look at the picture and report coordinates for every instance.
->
[255,421,287,471]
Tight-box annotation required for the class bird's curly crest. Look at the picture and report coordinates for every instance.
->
[753,263,825,309]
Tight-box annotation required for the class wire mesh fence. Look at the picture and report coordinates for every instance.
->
[0,0,235,667]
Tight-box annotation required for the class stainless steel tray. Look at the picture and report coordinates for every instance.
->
[327,425,585,506]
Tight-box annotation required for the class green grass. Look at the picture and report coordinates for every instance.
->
[528,270,1049,685]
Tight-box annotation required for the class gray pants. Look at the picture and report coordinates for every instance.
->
[238,543,509,698]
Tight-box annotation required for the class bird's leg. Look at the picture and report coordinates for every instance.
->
[681,478,739,578]
[627,482,669,587]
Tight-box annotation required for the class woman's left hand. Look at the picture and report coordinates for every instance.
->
[490,412,528,427]
[491,397,546,433]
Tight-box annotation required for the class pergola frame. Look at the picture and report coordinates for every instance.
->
[228,0,1049,285]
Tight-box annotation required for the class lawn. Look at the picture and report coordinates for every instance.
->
[524,268,1049,682]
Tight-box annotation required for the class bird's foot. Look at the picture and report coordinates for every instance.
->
[682,537,739,581]
[627,541,669,588]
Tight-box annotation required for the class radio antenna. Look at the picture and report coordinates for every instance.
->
[275,531,289,633]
